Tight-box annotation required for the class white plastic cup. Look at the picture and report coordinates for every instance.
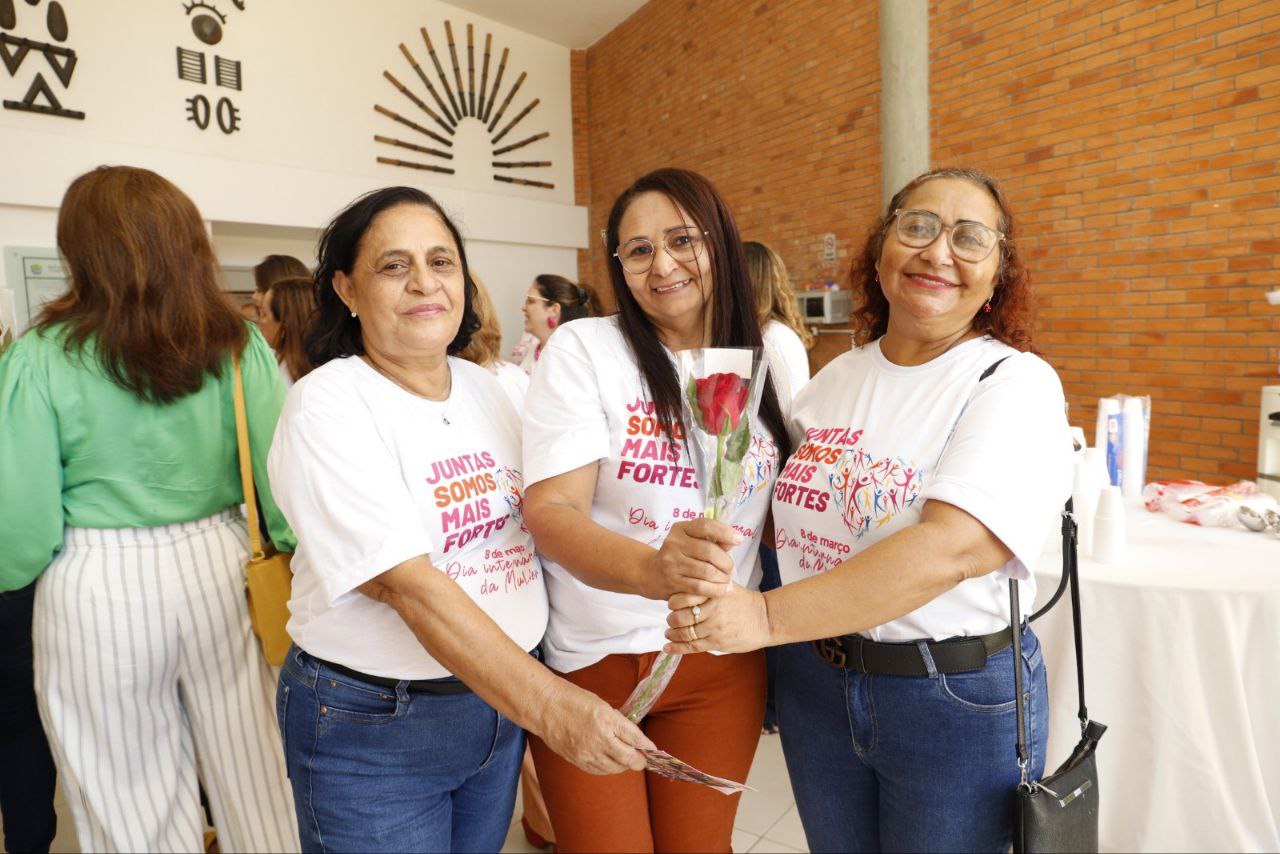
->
[1095,397,1120,456]
[1092,486,1126,564]
[1073,461,1097,558]
[1120,396,1146,498]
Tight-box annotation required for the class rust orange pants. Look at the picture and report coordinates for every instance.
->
[529,650,765,853]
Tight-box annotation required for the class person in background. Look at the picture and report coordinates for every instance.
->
[252,254,310,320]
[517,273,599,375]
[744,239,813,408]
[258,275,317,389]
[742,239,813,736]
[0,165,297,853]
[457,272,530,411]
[268,185,652,853]
[0,584,58,854]
[663,167,1073,852]
[521,167,793,852]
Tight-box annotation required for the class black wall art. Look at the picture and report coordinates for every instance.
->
[0,0,83,120]
[177,0,243,134]
[376,21,555,189]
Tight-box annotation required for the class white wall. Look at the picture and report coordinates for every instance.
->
[0,0,585,348]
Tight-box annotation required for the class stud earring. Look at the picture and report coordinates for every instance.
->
[350,311,357,318]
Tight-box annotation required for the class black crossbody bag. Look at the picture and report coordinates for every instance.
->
[973,355,1107,853]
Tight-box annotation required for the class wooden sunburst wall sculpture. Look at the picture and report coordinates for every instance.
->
[374,21,554,190]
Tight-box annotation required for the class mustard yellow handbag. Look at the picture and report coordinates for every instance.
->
[232,355,293,666]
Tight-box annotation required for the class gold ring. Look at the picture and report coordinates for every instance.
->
[689,624,699,642]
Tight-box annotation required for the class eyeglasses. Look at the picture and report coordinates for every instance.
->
[611,226,708,275]
[523,295,552,308]
[891,209,1004,263]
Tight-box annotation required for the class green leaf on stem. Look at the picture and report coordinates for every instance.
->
[725,414,751,463]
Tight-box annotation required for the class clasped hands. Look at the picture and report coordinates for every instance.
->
[648,518,771,655]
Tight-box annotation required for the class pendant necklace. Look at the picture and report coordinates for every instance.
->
[363,356,453,425]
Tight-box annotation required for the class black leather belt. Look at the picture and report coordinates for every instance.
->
[812,627,1014,677]
[312,655,472,695]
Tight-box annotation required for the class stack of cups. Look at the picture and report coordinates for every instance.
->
[1092,486,1126,563]
[1073,447,1108,558]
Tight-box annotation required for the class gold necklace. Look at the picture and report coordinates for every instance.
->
[363,356,453,425]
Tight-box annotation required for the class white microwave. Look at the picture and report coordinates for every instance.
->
[795,289,852,325]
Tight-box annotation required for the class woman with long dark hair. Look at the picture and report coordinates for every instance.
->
[0,165,297,852]
[521,167,792,851]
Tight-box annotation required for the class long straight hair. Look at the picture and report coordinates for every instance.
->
[265,276,316,381]
[39,165,246,403]
[603,168,791,460]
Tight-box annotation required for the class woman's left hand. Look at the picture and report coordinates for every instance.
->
[663,584,771,655]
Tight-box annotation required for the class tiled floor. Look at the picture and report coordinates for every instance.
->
[13,732,806,854]
[500,732,809,854]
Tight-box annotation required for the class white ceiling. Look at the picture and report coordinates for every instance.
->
[439,0,648,48]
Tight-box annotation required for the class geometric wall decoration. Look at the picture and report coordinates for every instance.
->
[177,0,244,134]
[0,0,84,120]
[375,20,554,189]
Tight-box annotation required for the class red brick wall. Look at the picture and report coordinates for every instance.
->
[577,0,881,357]
[931,0,1280,482]
[577,0,1280,483]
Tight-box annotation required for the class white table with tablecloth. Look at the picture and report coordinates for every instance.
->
[1032,498,1280,852]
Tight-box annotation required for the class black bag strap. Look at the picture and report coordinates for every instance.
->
[977,354,1089,785]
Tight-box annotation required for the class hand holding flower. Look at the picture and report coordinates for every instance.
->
[663,584,773,655]
[644,518,743,601]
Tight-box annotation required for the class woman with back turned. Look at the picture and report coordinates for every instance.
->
[0,165,297,852]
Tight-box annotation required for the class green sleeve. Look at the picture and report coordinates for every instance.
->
[0,335,66,590]
[241,325,297,552]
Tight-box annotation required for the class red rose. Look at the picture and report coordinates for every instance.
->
[694,372,749,434]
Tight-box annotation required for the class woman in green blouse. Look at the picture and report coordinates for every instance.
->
[0,166,298,853]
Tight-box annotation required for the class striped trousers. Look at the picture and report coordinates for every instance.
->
[32,510,298,853]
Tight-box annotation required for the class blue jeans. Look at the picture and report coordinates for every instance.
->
[776,628,1049,853]
[277,646,524,853]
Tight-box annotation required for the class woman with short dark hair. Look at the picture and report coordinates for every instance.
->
[268,185,651,853]
[0,165,297,852]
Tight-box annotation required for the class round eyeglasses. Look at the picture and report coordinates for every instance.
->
[892,209,1004,263]
[612,226,707,275]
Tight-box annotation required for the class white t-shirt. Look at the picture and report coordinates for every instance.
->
[762,320,810,418]
[487,359,529,412]
[523,316,782,673]
[268,356,547,679]
[772,336,1072,642]
[276,359,294,390]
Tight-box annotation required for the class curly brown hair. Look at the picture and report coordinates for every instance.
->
[850,167,1036,353]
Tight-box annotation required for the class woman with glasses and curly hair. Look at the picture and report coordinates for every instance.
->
[663,168,1073,852]
[520,167,793,852]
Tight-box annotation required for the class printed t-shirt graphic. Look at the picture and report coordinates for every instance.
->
[523,317,781,672]
[771,336,1072,642]
[269,356,547,680]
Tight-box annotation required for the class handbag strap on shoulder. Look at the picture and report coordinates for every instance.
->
[984,350,1091,784]
[232,353,267,561]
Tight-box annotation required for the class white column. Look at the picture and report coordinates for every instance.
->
[879,0,930,205]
